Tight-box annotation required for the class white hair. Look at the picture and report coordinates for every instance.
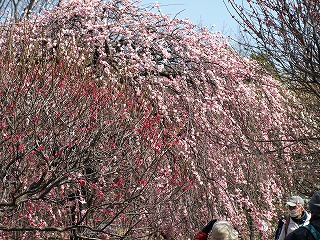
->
[209,220,238,240]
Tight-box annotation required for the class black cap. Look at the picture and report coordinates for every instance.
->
[309,190,320,214]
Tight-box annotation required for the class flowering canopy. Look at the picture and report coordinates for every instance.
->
[0,0,317,239]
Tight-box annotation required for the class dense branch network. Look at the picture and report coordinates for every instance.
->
[0,0,319,239]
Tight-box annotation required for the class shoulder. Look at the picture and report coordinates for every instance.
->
[285,227,312,240]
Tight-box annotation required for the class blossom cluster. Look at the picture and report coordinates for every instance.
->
[0,0,317,239]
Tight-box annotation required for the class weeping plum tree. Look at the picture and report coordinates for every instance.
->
[0,0,319,239]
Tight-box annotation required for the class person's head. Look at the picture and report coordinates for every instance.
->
[210,220,238,240]
[286,195,304,218]
[309,190,320,216]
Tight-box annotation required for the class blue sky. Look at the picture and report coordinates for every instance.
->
[139,0,242,36]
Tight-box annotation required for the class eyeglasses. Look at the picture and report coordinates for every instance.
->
[288,205,301,210]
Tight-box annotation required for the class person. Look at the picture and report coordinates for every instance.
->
[284,190,320,240]
[274,195,311,240]
[193,219,238,240]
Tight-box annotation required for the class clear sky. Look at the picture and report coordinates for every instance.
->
[139,0,242,37]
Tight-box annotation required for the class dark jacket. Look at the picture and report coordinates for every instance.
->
[285,215,320,240]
